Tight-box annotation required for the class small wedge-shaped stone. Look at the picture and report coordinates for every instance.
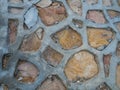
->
[36,0,52,8]
[64,51,98,82]
[107,10,120,18]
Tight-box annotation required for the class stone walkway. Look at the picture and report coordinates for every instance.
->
[0,0,120,90]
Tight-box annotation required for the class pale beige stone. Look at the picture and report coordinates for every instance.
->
[36,0,52,8]
[86,0,98,5]
[103,0,112,6]
[116,64,120,89]
[117,42,120,57]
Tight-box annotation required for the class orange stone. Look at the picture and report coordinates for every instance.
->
[87,28,114,50]
[116,64,120,89]
[52,27,82,50]
[42,46,63,67]
[107,10,120,18]
[37,75,67,90]
[64,51,98,82]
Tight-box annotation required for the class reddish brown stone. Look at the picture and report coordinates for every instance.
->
[67,0,82,15]
[64,51,98,82]
[20,28,44,52]
[36,2,67,26]
[86,0,98,5]
[107,10,120,18]
[96,82,111,90]
[42,46,63,67]
[87,11,106,24]
[116,42,120,57]
[37,75,67,90]
[8,19,18,44]
[15,60,39,84]
[103,54,112,77]
[116,64,120,89]
[52,27,82,50]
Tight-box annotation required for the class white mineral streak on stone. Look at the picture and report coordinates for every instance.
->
[24,7,38,29]
[36,0,52,8]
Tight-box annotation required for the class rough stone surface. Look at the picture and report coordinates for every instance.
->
[36,0,52,8]
[42,46,63,67]
[107,10,120,18]
[87,11,106,24]
[87,28,114,50]
[20,28,44,52]
[52,27,82,50]
[36,2,67,26]
[8,7,23,14]
[86,0,98,5]
[103,0,112,6]
[116,42,120,57]
[116,64,120,89]
[67,0,82,15]
[64,51,98,82]
[37,75,66,90]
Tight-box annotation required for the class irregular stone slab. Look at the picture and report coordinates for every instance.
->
[42,46,63,67]
[52,27,82,50]
[36,0,52,8]
[116,42,120,57]
[36,2,67,26]
[103,54,111,77]
[15,60,39,84]
[116,64,120,89]
[96,82,111,90]
[102,0,112,6]
[107,10,120,18]
[86,0,98,5]
[64,51,98,82]
[24,7,38,28]
[37,75,67,90]
[8,19,18,44]
[67,0,82,15]
[87,28,115,50]
[72,19,83,28]
[87,10,106,24]
[20,28,44,52]
[8,7,23,14]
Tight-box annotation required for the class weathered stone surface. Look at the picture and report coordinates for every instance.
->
[116,22,120,32]
[36,0,52,8]
[116,42,120,57]
[8,7,23,14]
[103,54,111,77]
[107,10,120,18]
[72,19,83,28]
[64,51,98,82]
[37,75,67,90]
[42,46,63,67]
[116,64,120,89]
[96,82,111,90]
[15,61,39,84]
[0,84,8,90]
[20,28,44,52]
[8,0,23,3]
[86,0,98,5]
[103,0,112,6]
[87,28,114,50]
[87,11,106,24]
[118,0,120,6]
[52,27,82,50]
[8,19,18,44]
[67,0,82,15]
[24,7,38,29]
[36,2,67,26]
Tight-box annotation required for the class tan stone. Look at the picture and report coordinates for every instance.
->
[87,11,106,24]
[103,0,112,6]
[64,51,98,82]
[117,42,120,57]
[20,28,44,52]
[52,27,82,50]
[42,46,63,67]
[87,28,114,50]
[86,0,98,5]
[36,0,52,8]
[116,64,120,88]
[37,75,67,90]
[36,2,67,26]
[107,10,120,18]
[67,0,82,15]
[8,19,18,44]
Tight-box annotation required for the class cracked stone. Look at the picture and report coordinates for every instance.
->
[42,46,63,67]
[8,19,18,44]
[15,60,39,84]
[72,19,83,28]
[52,27,82,50]
[8,7,23,14]
[24,7,38,29]
[103,0,112,6]
[8,0,23,3]
[103,54,111,77]
[64,51,98,82]
[87,28,115,50]
[37,75,67,90]
[116,64,120,89]
[107,10,120,18]
[36,1,67,26]
[87,10,106,24]
[86,0,98,5]
[36,0,52,8]
[96,82,111,90]
[67,0,82,15]
[116,42,120,57]
[20,28,44,52]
